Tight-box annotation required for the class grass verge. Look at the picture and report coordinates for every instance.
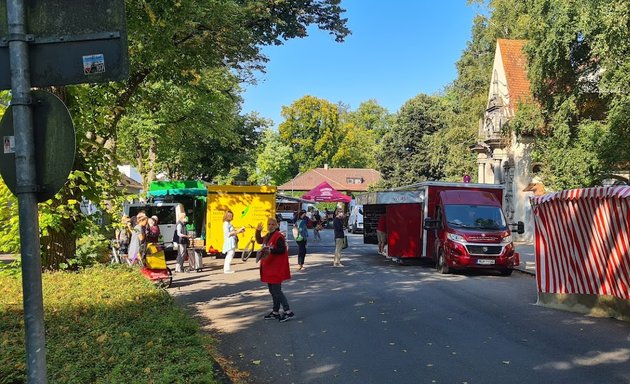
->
[0,265,221,384]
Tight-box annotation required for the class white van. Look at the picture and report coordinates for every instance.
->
[348,205,364,234]
[124,202,185,255]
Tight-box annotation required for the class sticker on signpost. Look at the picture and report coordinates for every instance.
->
[83,54,106,75]
[3,136,14,154]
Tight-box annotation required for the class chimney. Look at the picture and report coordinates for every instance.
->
[324,164,328,170]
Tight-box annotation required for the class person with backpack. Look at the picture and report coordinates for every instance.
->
[173,212,190,273]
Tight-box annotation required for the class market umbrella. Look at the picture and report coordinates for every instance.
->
[301,181,352,203]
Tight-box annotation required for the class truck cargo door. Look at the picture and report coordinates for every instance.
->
[387,203,422,258]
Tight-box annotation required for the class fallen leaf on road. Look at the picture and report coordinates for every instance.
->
[275,353,281,357]
[252,360,261,365]
[502,361,510,365]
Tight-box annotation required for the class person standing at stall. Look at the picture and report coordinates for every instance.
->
[312,210,322,241]
[146,216,161,244]
[256,217,294,322]
[128,214,148,266]
[223,209,245,274]
[377,214,387,255]
[175,213,190,273]
[333,210,345,267]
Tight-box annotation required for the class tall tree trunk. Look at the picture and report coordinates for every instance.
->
[147,137,157,185]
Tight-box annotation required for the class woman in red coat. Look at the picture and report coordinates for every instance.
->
[256,217,295,322]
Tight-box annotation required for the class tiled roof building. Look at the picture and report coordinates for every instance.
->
[278,166,381,194]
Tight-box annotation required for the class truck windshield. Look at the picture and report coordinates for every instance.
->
[444,205,507,230]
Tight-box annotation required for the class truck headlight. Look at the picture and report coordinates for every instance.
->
[501,235,513,244]
[447,233,465,243]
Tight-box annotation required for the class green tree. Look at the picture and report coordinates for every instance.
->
[0,1,351,268]
[376,94,447,187]
[279,95,343,171]
[523,0,630,189]
[333,100,392,169]
[254,128,294,185]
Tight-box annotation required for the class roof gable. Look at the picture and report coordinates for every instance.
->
[278,168,381,192]
[496,39,532,112]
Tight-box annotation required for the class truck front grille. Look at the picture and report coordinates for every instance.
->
[466,245,503,255]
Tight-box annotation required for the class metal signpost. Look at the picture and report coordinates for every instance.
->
[0,1,127,382]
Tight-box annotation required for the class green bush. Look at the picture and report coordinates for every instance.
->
[0,265,219,384]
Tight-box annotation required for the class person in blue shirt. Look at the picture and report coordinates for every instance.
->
[295,210,309,270]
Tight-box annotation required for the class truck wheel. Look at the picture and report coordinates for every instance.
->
[437,250,450,274]
[500,268,513,276]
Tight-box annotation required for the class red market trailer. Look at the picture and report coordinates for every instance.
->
[357,182,524,274]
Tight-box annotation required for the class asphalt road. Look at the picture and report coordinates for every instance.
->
[169,228,630,384]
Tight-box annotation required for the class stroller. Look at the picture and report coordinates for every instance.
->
[140,243,173,288]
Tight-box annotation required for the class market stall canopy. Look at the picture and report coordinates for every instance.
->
[148,180,208,198]
[301,181,351,203]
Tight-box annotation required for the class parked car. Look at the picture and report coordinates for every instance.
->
[277,211,295,223]
[348,205,364,233]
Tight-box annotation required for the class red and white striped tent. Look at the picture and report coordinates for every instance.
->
[530,186,630,300]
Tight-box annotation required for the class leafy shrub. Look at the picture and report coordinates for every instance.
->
[0,265,219,384]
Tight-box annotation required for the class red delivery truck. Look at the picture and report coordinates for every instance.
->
[356,182,524,275]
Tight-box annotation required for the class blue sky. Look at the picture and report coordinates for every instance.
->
[241,1,481,127]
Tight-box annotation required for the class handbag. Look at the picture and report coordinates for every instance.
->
[342,235,348,249]
[293,220,303,241]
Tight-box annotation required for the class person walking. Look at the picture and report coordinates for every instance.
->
[256,217,294,322]
[376,214,387,255]
[175,213,190,273]
[333,210,345,267]
[295,210,309,270]
[223,209,244,274]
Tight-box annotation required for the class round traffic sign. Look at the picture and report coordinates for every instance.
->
[0,90,75,202]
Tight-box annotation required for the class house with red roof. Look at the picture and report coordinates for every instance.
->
[278,165,381,196]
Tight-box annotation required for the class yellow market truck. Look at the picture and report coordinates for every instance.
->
[205,185,277,256]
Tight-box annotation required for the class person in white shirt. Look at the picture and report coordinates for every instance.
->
[223,209,245,273]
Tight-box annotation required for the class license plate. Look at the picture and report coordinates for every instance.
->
[477,259,495,265]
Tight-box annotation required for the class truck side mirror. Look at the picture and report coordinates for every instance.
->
[511,221,525,234]
[424,217,440,230]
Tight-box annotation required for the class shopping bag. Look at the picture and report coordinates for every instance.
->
[342,236,348,249]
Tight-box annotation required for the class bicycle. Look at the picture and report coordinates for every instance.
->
[110,240,123,264]
[240,225,259,262]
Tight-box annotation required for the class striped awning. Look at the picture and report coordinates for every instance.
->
[531,186,630,205]
[531,186,630,299]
